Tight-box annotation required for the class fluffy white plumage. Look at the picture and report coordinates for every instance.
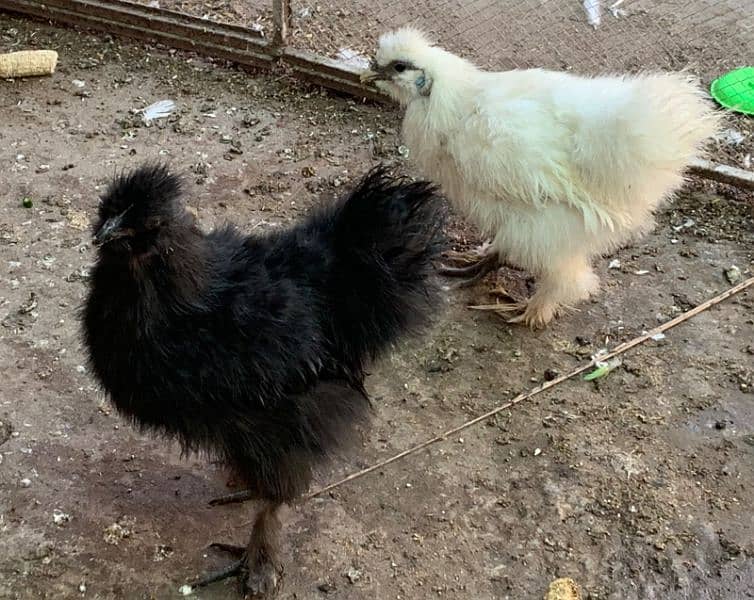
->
[362,28,722,327]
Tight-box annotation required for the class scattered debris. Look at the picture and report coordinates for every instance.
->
[335,48,370,70]
[673,217,696,232]
[52,509,71,526]
[72,79,86,89]
[66,209,90,230]
[544,368,560,381]
[153,544,174,562]
[317,581,337,594]
[634,270,650,276]
[545,577,582,600]
[582,0,601,28]
[178,584,194,596]
[650,332,666,342]
[20,478,32,488]
[608,259,621,270]
[724,265,742,284]
[533,447,542,456]
[345,567,362,584]
[715,129,745,146]
[397,144,410,159]
[103,516,136,545]
[18,292,38,314]
[21,196,33,208]
[608,0,627,17]
[584,356,622,381]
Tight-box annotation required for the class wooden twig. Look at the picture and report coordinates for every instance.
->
[306,275,754,500]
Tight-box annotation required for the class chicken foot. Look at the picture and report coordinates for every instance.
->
[438,247,501,287]
[193,501,283,598]
[481,258,598,328]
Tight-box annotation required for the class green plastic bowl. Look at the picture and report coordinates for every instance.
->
[710,66,754,115]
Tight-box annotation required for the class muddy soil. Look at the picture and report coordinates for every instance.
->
[1,14,754,600]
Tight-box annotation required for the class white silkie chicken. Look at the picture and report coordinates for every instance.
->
[361,28,721,327]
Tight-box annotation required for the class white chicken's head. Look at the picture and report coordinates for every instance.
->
[360,28,435,105]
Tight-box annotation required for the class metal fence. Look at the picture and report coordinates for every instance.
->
[287,0,752,80]
[135,0,754,82]
[5,0,753,88]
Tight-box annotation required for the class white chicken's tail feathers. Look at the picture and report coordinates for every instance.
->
[640,72,722,163]
[572,71,722,217]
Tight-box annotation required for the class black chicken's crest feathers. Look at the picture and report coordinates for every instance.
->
[97,162,184,224]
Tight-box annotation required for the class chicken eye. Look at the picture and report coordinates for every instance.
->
[394,62,407,73]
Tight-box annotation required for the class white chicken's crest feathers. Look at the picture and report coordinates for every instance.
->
[377,27,434,55]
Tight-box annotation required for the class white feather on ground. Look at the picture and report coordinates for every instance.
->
[141,99,176,124]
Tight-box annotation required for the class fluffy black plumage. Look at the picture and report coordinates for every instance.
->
[82,162,445,595]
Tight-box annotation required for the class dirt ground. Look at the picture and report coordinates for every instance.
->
[1,14,754,600]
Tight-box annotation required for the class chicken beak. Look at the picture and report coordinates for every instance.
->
[360,68,379,84]
[93,215,123,246]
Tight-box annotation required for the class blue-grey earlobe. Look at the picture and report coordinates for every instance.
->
[415,72,431,97]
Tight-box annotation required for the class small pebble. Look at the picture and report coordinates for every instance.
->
[345,567,362,584]
[52,509,71,525]
[724,265,741,285]
[544,368,559,381]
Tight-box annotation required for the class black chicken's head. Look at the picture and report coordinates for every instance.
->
[93,164,185,255]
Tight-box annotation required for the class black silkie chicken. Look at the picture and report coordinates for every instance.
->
[82,164,445,596]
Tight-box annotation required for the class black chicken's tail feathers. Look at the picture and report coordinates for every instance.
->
[330,165,447,361]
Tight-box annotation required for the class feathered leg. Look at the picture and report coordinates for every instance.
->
[194,501,283,598]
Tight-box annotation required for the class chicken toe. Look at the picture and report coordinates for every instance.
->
[192,558,244,588]
[508,299,558,329]
[439,247,500,286]
[208,489,257,506]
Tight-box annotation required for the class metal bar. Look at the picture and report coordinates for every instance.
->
[271,0,291,48]
[0,0,275,68]
[688,158,754,191]
[282,47,388,101]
